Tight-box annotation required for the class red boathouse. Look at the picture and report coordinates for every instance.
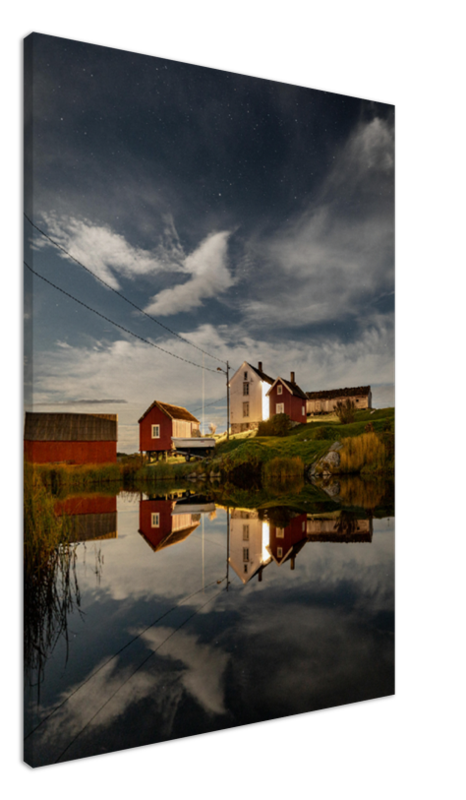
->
[24,412,118,464]
[139,400,200,460]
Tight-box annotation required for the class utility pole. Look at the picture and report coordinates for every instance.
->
[217,360,230,440]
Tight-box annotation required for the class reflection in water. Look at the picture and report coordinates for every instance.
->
[24,476,394,767]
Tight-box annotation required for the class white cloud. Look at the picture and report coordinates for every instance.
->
[144,230,234,316]
[241,117,394,328]
[33,212,187,290]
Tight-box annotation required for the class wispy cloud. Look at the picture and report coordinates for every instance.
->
[240,117,394,329]
[32,212,187,290]
[144,230,234,316]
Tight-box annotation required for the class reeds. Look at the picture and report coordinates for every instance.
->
[263,456,304,491]
[24,465,81,683]
[339,432,387,473]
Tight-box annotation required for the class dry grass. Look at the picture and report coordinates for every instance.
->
[339,432,386,473]
[263,456,304,491]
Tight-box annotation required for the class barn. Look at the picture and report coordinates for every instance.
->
[138,400,200,461]
[266,372,307,424]
[24,412,118,464]
[306,386,372,415]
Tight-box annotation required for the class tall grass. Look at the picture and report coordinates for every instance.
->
[24,465,81,684]
[339,432,387,473]
[263,456,304,491]
[34,462,121,493]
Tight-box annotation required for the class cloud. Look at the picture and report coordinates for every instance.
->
[240,117,394,329]
[32,212,187,290]
[144,231,234,316]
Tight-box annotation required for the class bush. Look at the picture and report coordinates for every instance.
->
[312,426,334,440]
[339,432,386,473]
[335,399,356,424]
[258,413,292,437]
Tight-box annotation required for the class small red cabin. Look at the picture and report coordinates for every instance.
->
[268,513,308,569]
[266,372,307,424]
[139,400,200,460]
[24,412,117,464]
[138,498,200,552]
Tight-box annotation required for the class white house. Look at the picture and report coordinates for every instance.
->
[228,508,272,584]
[228,361,274,434]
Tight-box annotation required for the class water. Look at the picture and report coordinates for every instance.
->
[24,480,394,767]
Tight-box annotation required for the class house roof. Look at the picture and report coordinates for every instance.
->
[306,386,371,400]
[139,522,200,552]
[266,377,308,400]
[24,412,118,442]
[228,361,275,386]
[138,400,200,424]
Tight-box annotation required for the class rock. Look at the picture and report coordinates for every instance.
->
[323,450,340,469]
[329,441,342,452]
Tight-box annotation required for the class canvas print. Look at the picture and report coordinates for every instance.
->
[24,33,395,767]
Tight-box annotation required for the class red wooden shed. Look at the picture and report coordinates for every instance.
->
[266,372,307,424]
[24,412,118,465]
[138,400,200,460]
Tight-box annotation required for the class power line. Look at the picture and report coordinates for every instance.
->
[24,262,221,374]
[24,213,225,366]
[191,396,226,415]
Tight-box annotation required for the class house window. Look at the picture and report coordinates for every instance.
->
[302,406,305,415]
[302,521,306,532]
[243,524,249,541]
[276,528,284,538]
[356,398,359,403]
[277,385,283,395]
[276,403,284,414]
[244,371,248,380]
[243,548,249,562]
[243,382,249,395]
[151,424,160,438]
[151,513,160,527]
[243,564,248,574]
[243,402,249,417]
[277,547,283,558]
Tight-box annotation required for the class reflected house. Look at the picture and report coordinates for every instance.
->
[306,386,372,415]
[267,513,308,569]
[139,498,200,552]
[306,513,373,542]
[229,509,273,584]
[54,494,117,542]
[24,412,118,464]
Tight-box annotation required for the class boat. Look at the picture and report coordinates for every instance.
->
[171,436,216,460]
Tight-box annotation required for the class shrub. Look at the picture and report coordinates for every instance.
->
[312,426,334,440]
[258,413,292,437]
[335,399,356,424]
[339,432,386,473]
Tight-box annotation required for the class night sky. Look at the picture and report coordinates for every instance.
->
[24,33,394,450]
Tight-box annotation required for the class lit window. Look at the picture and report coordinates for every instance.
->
[151,513,160,527]
[277,547,283,558]
[243,402,249,417]
[151,424,160,438]
[276,403,284,414]
[243,382,249,395]
[277,385,283,395]
[243,548,249,562]
[243,524,249,540]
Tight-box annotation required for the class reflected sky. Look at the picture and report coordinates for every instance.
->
[24,491,394,767]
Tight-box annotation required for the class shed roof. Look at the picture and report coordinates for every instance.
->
[24,412,118,442]
[138,400,199,424]
[306,386,371,400]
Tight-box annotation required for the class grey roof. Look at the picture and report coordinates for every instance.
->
[246,362,275,385]
[306,386,371,400]
[24,412,118,441]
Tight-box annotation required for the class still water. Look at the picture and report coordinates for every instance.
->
[24,481,394,767]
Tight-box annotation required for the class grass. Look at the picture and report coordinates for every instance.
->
[339,431,390,474]
[213,408,395,477]
[23,465,80,680]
